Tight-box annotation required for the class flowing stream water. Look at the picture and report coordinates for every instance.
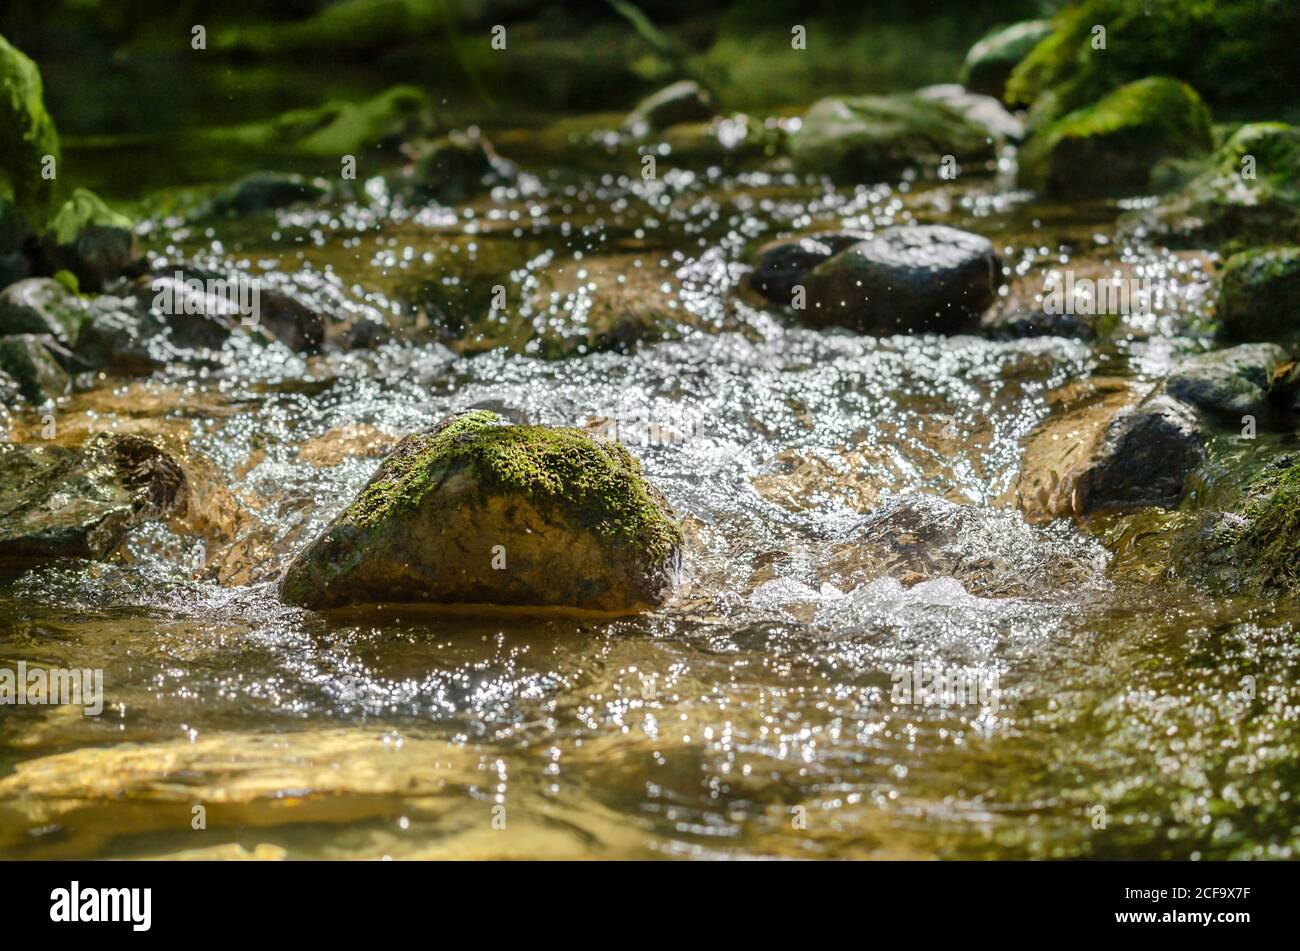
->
[2,86,1298,860]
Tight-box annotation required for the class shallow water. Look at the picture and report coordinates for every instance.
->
[2,108,1299,860]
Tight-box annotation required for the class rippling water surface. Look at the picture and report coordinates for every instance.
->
[2,127,1298,860]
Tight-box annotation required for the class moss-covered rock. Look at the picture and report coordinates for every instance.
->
[34,188,140,292]
[0,433,186,563]
[1164,343,1289,422]
[958,20,1053,100]
[0,33,60,228]
[1122,124,1300,248]
[1217,246,1300,343]
[279,410,683,612]
[1017,77,1213,197]
[200,86,432,158]
[0,333,68,403]
[1006,0,1300,126]
[789,92,998,181]
[1173,453,1300,595]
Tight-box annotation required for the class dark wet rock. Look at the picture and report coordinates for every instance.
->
[1164,343,1289,422]
[387,131,516,205]
[0,367,18,408]
[1018,77,1213,198]
[0,277,87,344]
[981,306,1096,341]
[1216,246,1300,344]
[34,189,142,292]
[915,84,1024,142]
[1122,124,1300,249]
[789,92,997,181]
[746,232,865,306]
[254,287,326,353]
[200,172,327,218]
[625,80,715,134]
[959,20,1053,101]
[1071,393,1207,514]
[0,433,186,563]
[72,295,167,372]
[279,410,683,612]
[0,334,69,403]
[801,225,1000,334]
[0,34,60,227]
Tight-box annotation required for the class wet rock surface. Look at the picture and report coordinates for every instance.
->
[801,225,1000,334]
[1216,246,1300,343]
[1164,343,1289,422]
[0,433,186,561]
[280,411,682,612]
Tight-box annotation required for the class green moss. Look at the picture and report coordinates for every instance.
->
[1237,459,1300,592]
[1018,77,1213,196]
[958,19,1053,99]
[47,188,133,245]
[1217,246,1300,343]
[1007,0,1300,124]
[344,411,682,560]
[0,32,60,227]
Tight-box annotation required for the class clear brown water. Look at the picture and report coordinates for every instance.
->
[2,117,1299,860]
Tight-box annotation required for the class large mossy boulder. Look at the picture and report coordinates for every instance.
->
[1006,0,1300,128]
[34,188,140,292]
[1123,124,1300,248]
[1216,247,1300,343]
[280,410,683,612]
[789,92,998,181]
[800,225,1001,334]
[959,20,1054,101]
[1017,77,1212,197]
[0,33,60,229]
[0,433,186,562]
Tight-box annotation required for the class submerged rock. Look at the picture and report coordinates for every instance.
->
[0,334,69,403]
[1122,124,1300,248]
[0,33,61,227]
[0,433,186,562]
[1070,394,1207,514]
[0,277,86,344]
[1017,77,1213,197]
[959,20,1053,101]
[801,225,1000,334]
[789,92,997,181]
[34,189,141,292]
[625,80,715,133]
[279,410,683,612]
[1216,246,1300,344]
[1164,343,1289,422]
